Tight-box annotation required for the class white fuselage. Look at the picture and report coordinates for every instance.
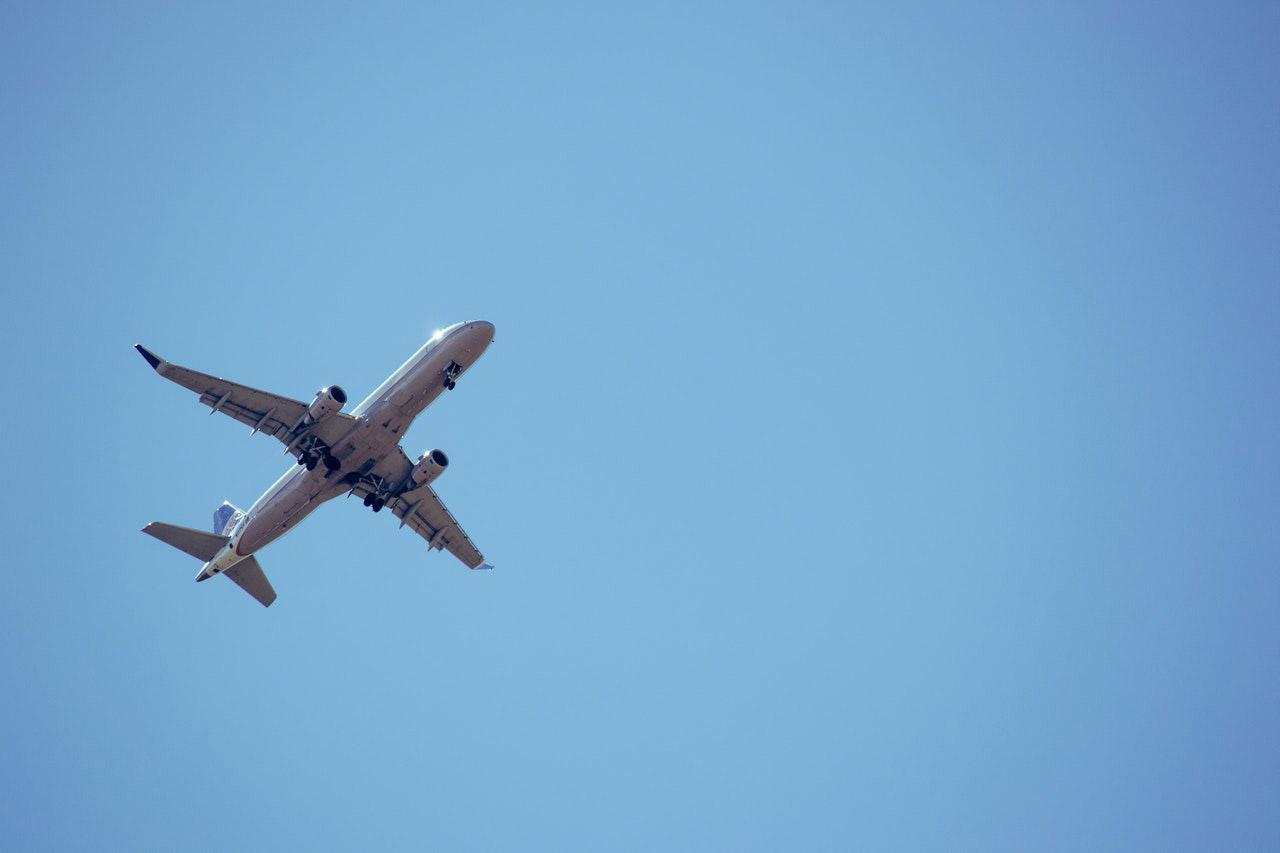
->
[198,321,494,579]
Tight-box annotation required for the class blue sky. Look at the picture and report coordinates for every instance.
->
[2,3,1278,850]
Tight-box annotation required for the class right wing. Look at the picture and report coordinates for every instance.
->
[350,447,491,570]
[134,344,357,457]
[394,484,492,570]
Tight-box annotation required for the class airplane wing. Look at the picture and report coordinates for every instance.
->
[351,448,492,570]
[134,344,357,457]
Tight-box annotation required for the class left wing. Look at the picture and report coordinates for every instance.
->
[351,447,492,571]
[134,344,357,457]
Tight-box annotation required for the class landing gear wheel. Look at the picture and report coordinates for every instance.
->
[443,361,462,389]
[296,455,307,466]
[446,380,456,391]
[323,454,341,471]
[363,494,374,507]
[371,499,385,513]
[305,457,318,471]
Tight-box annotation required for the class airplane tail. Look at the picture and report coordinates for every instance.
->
[213,501,245,535]
[141,519,276,608]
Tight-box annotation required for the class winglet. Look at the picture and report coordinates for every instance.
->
[134,344,163,370]
[474,563,494,571]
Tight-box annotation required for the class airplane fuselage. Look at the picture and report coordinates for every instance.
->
[199,321,494,579]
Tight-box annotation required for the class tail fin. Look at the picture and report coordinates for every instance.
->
[213,501,245,535]
[142,522,228,561]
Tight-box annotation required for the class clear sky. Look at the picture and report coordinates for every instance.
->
[2,3,1278,850]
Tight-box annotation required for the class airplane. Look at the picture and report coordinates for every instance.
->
[135,320,496,607]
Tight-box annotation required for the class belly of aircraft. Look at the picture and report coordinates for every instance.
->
[236,468,343,555]
[235,418,400,556]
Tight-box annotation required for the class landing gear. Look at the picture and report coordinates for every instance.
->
[443,360,462,390]
[295,436,339,473]
[351,472,395,513]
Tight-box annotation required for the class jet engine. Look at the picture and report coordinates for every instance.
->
[412,449,449,485]
[306,385,347,423]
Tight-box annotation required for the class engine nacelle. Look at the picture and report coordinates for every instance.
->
[412,449,449,485]
[306,385,347,423]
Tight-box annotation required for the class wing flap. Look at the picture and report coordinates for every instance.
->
[195,390,296,438]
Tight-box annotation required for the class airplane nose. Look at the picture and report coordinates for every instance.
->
[457,321,494,360]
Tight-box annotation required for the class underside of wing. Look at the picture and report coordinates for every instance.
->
[134,344,357,457]
[347,448,490,570]
[392,484,489,570]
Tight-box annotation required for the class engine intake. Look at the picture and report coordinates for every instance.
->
[306,385,347,423]
[412,448,449,485]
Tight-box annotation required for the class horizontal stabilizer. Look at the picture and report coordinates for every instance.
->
[142,522,228,561]
[225,556,276,607]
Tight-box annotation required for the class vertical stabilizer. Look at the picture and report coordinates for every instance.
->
[213,501,245,535]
